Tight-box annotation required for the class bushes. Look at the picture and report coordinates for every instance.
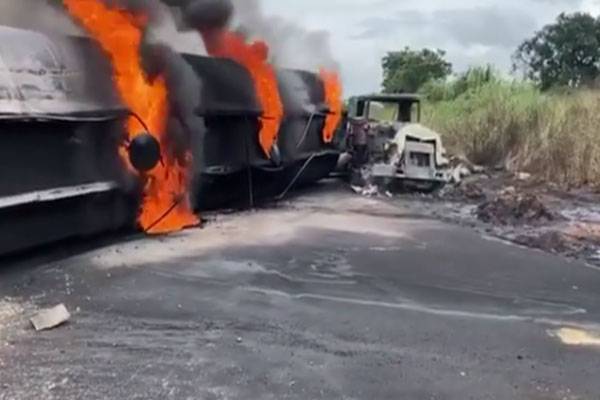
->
[420,65,498,102]
[421,72,600,187]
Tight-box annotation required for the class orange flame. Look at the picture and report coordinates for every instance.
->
[203,31,283,157]
[319,69,343,143]
[63,0,199,234]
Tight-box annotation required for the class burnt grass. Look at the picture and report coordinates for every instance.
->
[382,170,600,267]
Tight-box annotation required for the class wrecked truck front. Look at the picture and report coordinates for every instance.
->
[370,123,450,186]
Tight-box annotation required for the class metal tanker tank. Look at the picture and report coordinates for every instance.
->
[0,27,342,255]
[275,69,341,186]
[183,53,341,210]
[0,26,140,255]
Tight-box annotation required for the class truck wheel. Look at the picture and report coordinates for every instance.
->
[420,182,445,194]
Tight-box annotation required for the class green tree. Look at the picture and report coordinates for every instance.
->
[381,48,452,93]
[514,12,600,90]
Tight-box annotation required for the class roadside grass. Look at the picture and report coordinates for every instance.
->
[421,71,600,187]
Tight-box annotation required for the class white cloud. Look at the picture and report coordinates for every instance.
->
[260,0,600,96]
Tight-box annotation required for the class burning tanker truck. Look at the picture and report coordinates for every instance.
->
[0,0,343,255]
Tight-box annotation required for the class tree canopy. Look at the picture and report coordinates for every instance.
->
[381,48,452,93]
[514,12,600,90]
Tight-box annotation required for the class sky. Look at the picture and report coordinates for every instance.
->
[1,0,598,97]
[261,0,600,96]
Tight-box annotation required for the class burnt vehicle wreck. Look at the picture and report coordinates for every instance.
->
[0,25,341,255]
[342,94,449,192]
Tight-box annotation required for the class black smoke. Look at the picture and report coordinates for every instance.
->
[141,41,203,164]
[182,0,233,30]
[104,0,235,163]
[0,0,82,34]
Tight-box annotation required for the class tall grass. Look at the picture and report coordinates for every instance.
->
[421,69,600,187]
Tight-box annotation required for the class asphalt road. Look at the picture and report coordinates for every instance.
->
[1,183,600,400]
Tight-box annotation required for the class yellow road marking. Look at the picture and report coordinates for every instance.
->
[550,328,600,347]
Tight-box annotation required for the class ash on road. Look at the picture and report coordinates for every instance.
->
[1,182,600,400]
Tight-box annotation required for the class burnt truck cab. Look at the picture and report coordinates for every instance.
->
[345,93,449,191]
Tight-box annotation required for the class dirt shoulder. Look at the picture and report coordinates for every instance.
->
[360,169,600,268]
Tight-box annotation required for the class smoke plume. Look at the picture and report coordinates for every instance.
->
[229,0,338,72]
[99,0,209,163]
[0,0,83,35]
[169,0,337,72]
[182,0,233,30]
[141,41,204,163]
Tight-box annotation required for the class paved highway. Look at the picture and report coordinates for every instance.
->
[1,184,600,399]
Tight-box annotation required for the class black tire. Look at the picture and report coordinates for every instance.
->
[403,180,445,194]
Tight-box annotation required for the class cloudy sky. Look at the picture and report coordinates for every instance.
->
[2,0,598,97]
[261,0,600,96]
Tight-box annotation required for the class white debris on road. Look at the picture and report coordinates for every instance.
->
[30,304,71,332]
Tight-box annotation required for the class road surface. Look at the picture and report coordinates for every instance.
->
[1,183,600,399]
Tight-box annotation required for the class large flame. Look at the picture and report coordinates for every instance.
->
[63,0,199,234]
[203,31,283,157]
[319,69,343,143]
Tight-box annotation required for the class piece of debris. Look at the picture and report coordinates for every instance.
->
[448,155,486,184]
[450,164,472,184]
[517,172,532,181]
[236,337,243,343]
[350,177,380,197]
[30,304,71,331]
[477,191,554,225]
[350,185,363,194]
[361,184,379,197]
[501,186,516,195]
[471,165,485,174]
